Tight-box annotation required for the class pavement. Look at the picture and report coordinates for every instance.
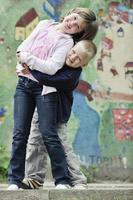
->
[0,182,133,200]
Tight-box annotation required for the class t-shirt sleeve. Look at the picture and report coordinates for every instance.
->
[19,37,74,75]
[16,20,49,52]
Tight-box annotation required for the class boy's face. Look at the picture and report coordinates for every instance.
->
[66,44,88,68]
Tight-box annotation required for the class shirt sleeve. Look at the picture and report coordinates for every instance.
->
[19,38,74,75]
[31,67,82,91]
[16,20,49,52]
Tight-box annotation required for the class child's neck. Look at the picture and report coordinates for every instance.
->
[54,23,65,33]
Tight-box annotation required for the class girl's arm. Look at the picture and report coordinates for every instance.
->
[17,20,48,52]
[17,38,73,75]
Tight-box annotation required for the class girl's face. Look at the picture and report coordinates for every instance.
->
[62,13,87,34]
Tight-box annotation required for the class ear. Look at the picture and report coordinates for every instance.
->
[82,64,86,67]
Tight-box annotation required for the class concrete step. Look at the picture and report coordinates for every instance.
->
[0,183,133,200]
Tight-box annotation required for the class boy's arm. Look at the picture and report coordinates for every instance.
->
[31,66,82,91]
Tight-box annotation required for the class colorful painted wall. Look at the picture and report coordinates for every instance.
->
[0,0,133,178]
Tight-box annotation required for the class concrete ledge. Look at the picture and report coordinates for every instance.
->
[0,184,133,200]
[0,190,49,200]
[50,189,133,200]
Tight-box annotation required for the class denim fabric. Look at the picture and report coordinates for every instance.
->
[26,109,87,185]
[8,76,69,185]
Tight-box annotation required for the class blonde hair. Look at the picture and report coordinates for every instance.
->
[66,7,98,42]
[76,40,97,65]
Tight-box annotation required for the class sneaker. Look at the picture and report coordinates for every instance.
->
[7,184,19,190]
[55,184,70,189]
[21,178,43,189]
[72,184,87,189]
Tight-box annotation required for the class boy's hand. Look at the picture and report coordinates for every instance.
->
[21,63,30,74]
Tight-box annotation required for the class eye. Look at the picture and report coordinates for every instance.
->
[74,16,77,20]
[72,49,75,54]
[77,24,80,30]
[77,56,81,62]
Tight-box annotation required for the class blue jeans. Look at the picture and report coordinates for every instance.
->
[8,76,70,186]
[26,111,87,185]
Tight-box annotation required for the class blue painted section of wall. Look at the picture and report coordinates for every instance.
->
[72,92,101,164]
[43,0,66,21]
[48,0,64,7]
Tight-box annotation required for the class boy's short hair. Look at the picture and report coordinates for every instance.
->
[76,40,97,66]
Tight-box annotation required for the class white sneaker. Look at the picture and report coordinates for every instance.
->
[72,184,87,189]
[55,184,70,189]
[7,184,19,190]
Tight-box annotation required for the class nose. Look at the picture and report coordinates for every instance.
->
[70,54,77,62]
[69,21,76,27]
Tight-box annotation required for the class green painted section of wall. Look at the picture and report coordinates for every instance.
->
[0,0,133,181]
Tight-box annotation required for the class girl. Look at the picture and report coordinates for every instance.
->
[8,7,98,190]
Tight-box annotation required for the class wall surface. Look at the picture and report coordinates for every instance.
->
[0,0,133,180]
